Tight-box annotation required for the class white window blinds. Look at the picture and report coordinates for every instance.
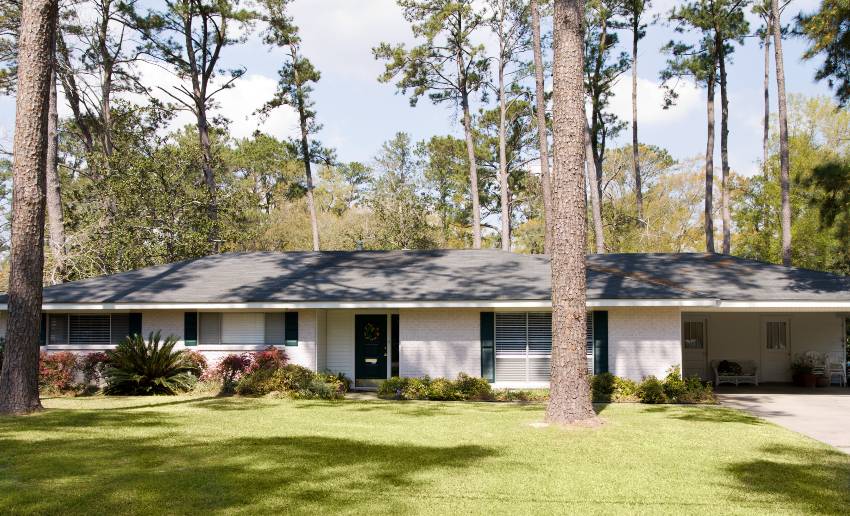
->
[221,313,265,345]
[494,312,552,383]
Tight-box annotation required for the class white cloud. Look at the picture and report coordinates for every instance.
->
[607,75,702,126]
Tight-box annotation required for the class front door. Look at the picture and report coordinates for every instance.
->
[355,314,388,386]
[761,318,791,382]
[682,318,708,379]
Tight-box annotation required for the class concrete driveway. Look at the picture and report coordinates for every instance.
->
[717,386,850,454]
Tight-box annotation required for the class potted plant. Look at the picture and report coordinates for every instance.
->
[791,354,817,388]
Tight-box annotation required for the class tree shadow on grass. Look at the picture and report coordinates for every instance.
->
[643,405,766,425]
[726,443,850,514]
[0,419,496,514]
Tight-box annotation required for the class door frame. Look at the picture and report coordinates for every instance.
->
[352,312,395,387]
[681,315,709,379]
[759,315,792,382]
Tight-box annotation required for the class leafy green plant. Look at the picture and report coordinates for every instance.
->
[104,332,200,395]
[662,366,687,401]
[378,374,493,401]
[637,376,667,404]
[611,376,639,402]
[378,376,409,398]
[453,373,493,401]
[493,389,549,402]
[592,372,616,402]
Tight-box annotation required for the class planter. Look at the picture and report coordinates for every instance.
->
[793,373,818,388]
[816,375,830,388]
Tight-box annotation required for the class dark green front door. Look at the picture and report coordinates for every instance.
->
[355,314,387,383]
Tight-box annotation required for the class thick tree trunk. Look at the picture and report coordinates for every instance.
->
[461,94,482,249]
[772,0,791,266]
[46,66,66,285]
[0,0,58,415]
[546,0,597,426]
[196,109,220,254]
[498,57,511,251]
[717,33,731,255]
[531,0,553,255]
[762,11,772,177]
[631,19,643,225]
[585,120,605,254]
[704,65,716,254]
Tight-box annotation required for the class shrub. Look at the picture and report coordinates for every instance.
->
[402,377,431,399]
[292,378,342,400]
[677,375,716,404]
[104,332,200,395]
[637,376,667,404]
[236,364,345,399]
[183,350,209,376]
[247,346,288,373]
[80,352,110,385]
[592,372,615,402]
[427,377,460,401]
[39,352,79,394]
[316,371,351,394]
[611,376,639,402]
[454,373,494,401]
[493,389,549,402]
[378,376,409,399]
[662,366,687,401]
[203,353,252,393]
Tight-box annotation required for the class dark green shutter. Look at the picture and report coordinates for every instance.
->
[129,313,142,337]
[284,312,298,346]
[593,311,608,374]
[39,314,47,346]
[184,312,198,347]
[480,312,495,382]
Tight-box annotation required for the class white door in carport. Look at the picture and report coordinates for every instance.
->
[682,318,708,379]
[760,318,791,382]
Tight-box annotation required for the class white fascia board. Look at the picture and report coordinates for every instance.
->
[0,298,720,312]
[713,300,850,311]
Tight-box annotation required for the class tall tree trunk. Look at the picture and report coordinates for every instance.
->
[46,65,66,285]
[762,11,772,177]
[292,54,320,252]
[772,0,791,266]
[98,0,114,157]
[531,0,553,255]
[546,0,597,426]
[704,62,717,254]
[717,32,731,255]
[461,92,482,249]
[585,120,605,253]
[631,17,643,225]
[0,0,58,415]
[498,55,511,251]
[196,109,220,253]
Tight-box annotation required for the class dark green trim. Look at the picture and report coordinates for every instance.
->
[39,314,47,346]
[284,312,298,346]
[184,312,198,347]
[128,313,142,338]
[480,312,495,382]
[391,314,400,377]
[593,311,608,374]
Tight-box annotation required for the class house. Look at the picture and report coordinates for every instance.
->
[0,250,847,388]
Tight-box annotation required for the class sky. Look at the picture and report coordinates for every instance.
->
[0,0,833,177]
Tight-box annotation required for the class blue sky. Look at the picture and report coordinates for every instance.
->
[0,0,832,176]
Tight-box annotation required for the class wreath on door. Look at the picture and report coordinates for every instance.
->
[363,323,381,342]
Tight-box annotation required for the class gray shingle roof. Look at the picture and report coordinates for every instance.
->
[4,251,850,304]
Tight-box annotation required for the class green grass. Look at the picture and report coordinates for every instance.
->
[1,397,848,515]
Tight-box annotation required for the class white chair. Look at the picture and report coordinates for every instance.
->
[805,351,827,377]
[826,351,847,387]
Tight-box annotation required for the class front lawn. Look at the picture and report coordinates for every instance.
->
[1,397,848,514]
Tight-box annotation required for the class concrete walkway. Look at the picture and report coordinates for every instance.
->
[717,386,850,454]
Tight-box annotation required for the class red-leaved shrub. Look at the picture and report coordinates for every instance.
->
[80,352,110,384]
[183,350,209,375]
[247,346,288,373]
[39,352,79,393]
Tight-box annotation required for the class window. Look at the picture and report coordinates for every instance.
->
[222,313,265,345]
[495,312,552,383]
[69,315,110,346]
[765,320,788,350]
[683,321,706,349]
[585,312,594,374]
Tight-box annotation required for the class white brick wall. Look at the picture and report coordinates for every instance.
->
[608,307,682,381]
[399,309,480,378]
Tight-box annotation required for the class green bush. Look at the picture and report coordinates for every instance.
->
[591,372,615,402]
[378,374,494,401]
[104,332,200,395]
[611,376,639,402]
[316,371,351,394]
[493,389,549,402]
[637,375,667,404]
[662,366,687,401]
[236,364,345,399]
[677,375,716,404]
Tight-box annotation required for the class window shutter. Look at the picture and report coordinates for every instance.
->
[39,314,47,346]
[200,313,221,345]
[284,312,298,346]
[111,314,130,344]
[480,312,495,382]
[592,311,608,374]
[184,312,198,347]
[265,313,285,345]
[129,313,142,338]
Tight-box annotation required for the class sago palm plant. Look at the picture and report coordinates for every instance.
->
[105,331,201,395]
